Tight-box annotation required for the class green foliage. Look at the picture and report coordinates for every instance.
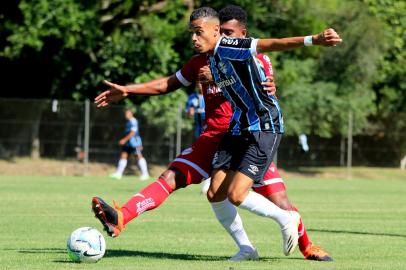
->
[364,0,406,113]
[0,0,404,139]
[136,72,192,137]
[2,0,99,58]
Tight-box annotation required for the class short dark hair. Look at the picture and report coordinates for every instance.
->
[219,5,247,27]
[190,7,218,22]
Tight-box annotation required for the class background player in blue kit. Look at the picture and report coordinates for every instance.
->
[110,109,150,181]
[186,85,206,138]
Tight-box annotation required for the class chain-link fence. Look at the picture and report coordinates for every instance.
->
[0,98,404,168]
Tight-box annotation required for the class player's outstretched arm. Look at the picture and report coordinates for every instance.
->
[256,28,342,53]
[94,75,183,107]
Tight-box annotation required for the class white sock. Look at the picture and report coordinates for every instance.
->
[238,191,291,228]
[211,199,255,252]
[201,178,211,194]
[115,159,127,176]
[138,157,149,177]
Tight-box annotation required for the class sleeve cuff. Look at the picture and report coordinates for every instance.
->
[250,38,258,56]
[176,70,192,86]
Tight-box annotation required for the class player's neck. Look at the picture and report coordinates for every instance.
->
[207,36,221,55]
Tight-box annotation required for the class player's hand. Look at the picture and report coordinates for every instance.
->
[261,75,276,96]
[198,65,214,84]
[94,80,129,107]
[118,139,126,145]
[314,28,342,46]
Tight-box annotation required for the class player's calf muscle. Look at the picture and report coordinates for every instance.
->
[267,191,293,210]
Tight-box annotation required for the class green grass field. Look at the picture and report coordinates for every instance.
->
[1,169,406,270]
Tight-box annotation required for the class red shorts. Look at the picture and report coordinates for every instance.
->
[170,131,224,185]
[252,162,286,196]
[170,131,286,195]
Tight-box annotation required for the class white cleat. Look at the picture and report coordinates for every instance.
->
[109,173,122,180]
[281,211,301,256]
[229,248,259,262]
[139,175,151,181]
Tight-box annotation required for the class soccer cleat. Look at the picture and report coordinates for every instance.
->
[109,173,122,180]
[92,197,124,238]
[229,248,259,262]
[281,211,301,256]
[303,244,333,261]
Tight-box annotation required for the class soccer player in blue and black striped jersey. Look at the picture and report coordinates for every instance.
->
[188,7,342,256]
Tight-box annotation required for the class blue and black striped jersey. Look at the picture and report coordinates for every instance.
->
[208,37,284,135]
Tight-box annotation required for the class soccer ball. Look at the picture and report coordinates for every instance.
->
[66,227,106,263]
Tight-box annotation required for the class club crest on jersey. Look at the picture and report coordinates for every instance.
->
[218,61,227,74]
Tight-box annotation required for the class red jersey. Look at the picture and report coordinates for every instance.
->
[176,53,273,133]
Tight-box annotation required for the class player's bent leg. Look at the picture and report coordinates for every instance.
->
[93,169,178,238]
[110,152,129,179]
[269,192,333,261]
[207,169,230,202]
[135,151,150,181]
[254,167,333,261]
[208,170,258,261]
[120,170,175,225]
[232,172,300,256]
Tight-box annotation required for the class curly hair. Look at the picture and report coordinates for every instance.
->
[219,5,247,27]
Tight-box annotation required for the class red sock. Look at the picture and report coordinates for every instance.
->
[121,177,173,225]
[292,206,312,254]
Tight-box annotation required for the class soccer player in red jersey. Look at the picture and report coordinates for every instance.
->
[92,5,336,261]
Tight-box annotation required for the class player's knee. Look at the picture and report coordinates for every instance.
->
[228,190,245,206]
[206,187,216,202]
[159,170,177,190]
[166,168,189,190]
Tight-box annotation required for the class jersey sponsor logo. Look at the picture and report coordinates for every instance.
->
[221,38,239,46]
[217,77,236,89]
[248,165,259,175]
[206,84,223,95]
[262,55,273,75]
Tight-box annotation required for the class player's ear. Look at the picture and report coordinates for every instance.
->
[242,28,247,37]
[214,24,220,37]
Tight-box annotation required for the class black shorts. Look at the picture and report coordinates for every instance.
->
[212,131,282,184]
[122,145,142,155]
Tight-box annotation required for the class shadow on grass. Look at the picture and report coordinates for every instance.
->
[105,249,229,261]
[0,248,76,264]
[105,249,302,261]
[4,248,303,262]
[13,248,66,254]
[308,228,406,238]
